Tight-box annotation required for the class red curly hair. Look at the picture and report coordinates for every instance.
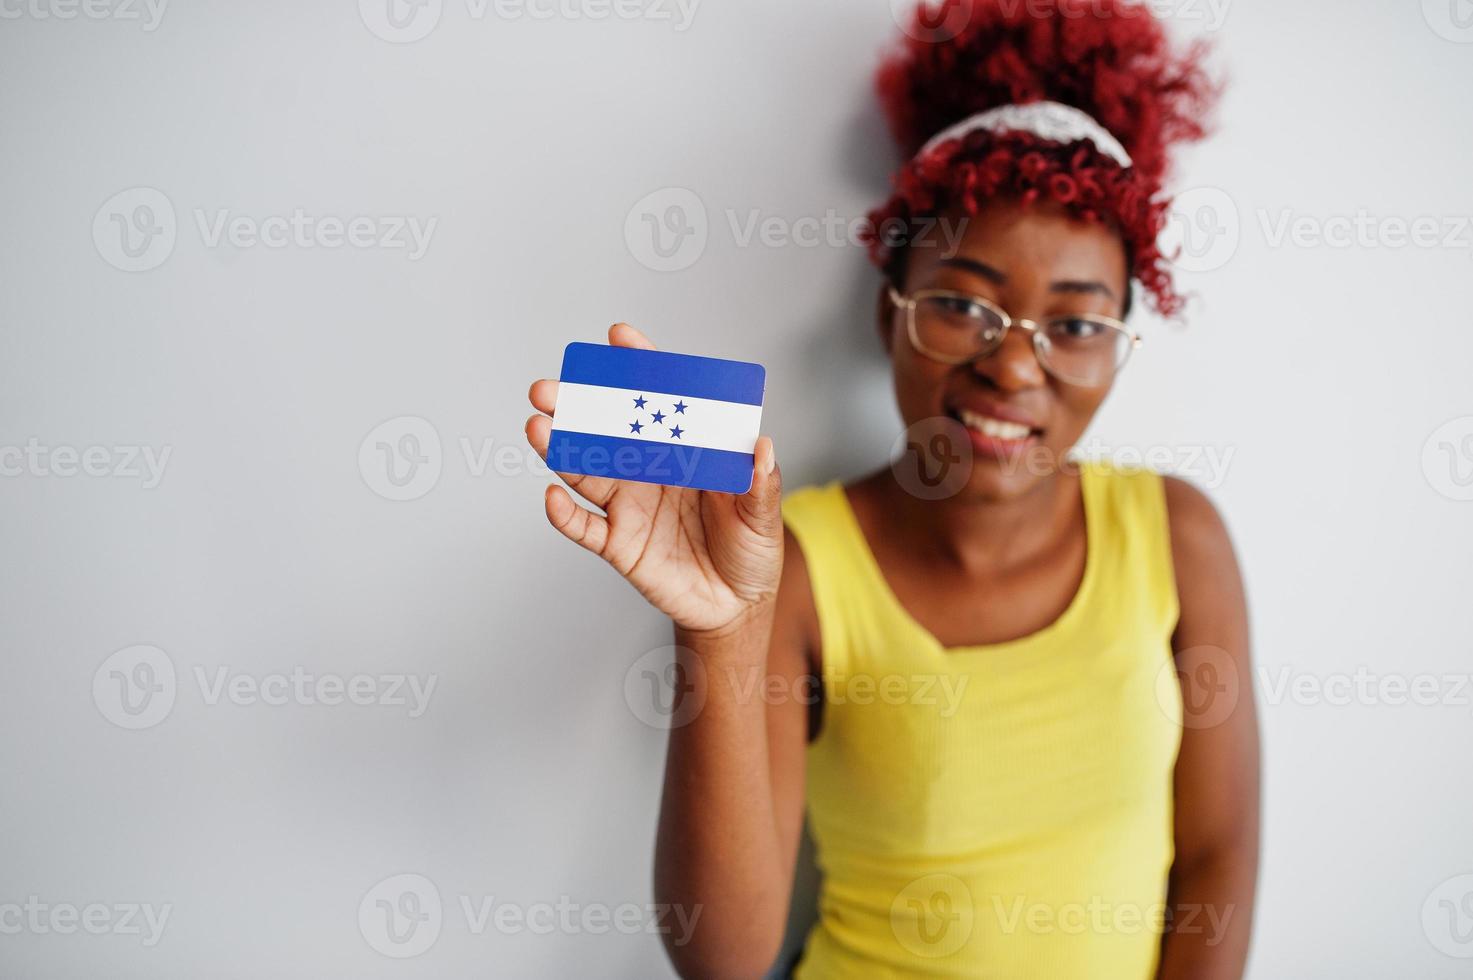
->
[865,0,1219,318]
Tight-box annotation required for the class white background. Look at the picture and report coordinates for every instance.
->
[2,0,1471,976]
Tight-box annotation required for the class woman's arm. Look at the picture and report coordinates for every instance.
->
[526,323,814,979]
[1158,478,1261,980]
[655,530,816,978]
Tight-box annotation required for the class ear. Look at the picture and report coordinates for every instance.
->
[876,282,898,356]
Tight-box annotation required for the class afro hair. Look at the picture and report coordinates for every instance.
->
[865,0,1220,317]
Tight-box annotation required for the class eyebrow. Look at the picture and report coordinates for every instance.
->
[937,257,1117,301]
[938,256,1006,285]
[1051,279,1118,300]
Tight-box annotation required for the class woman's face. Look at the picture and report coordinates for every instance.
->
[881,197,1131,502]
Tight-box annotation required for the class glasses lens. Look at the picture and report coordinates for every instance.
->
[1037,316,1132,385]
[912,293,1006,361]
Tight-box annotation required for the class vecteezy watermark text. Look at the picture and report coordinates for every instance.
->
[0,897,171,947]
[623,187,970,273]
[622,645,972,730]
[0,439,170,488]
[0,0,168,30]
[92,645,438,730]
[360,416,565,502]
[1164,187,1473,273]
[1258,665,1473,709]
[889,0,1232,45]
[93,187,438,272]
[358,0,700,43]
[357,873,702,958]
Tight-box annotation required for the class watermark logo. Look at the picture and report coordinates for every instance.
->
[359,0,699,40]
[356,421,557,500]
[359,0,443,42]
[625,187,708,273]
[94,189,436,270]
[93,645,176,730]
[1422,416,1473,502]
[358,874,701,951]
[1424,0,1473,42]
[891,873,974,958]
[1156,645,1240,730]
[889,0,972,43]
[1162,187,1241,273]
[622,648,969,727]
[1423,873,1473,958]
[891,416,974,501]
[1165,193,1473,271]
[360,873,443,958]
[359,416,443,502]
[93,187,176,272]
[624,191,967,271]
[93,646,437,726]
[624,645,707,730]
[889,0,1231,43]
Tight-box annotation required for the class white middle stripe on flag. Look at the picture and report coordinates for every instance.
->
[552,383,761,454]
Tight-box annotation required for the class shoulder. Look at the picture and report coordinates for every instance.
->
[1160,475,1247,627]
[1161,475,1237,568]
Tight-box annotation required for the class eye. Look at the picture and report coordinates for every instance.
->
[1050,316,1110,340]
[933,295,986,318]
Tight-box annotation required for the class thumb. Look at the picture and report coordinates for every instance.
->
[736,436,783,537]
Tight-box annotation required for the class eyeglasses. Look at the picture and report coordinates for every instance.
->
[888,286,1142,387]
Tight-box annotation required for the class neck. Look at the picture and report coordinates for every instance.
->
[874,467,1082,574]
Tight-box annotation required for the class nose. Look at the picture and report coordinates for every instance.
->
[971,322,1046,391]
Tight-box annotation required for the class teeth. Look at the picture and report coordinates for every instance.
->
[958,409,1033,441]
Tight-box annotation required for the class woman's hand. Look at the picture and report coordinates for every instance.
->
[525,323,783,635]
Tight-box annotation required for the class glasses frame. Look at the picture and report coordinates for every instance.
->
[887,285,1143,387]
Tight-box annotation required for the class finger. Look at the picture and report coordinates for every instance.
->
[735,436,783,537]
[544,484,610,556]
[608,322,657,351]
[525,412,551,457]
[524,413,620,509]
[529,378,558,416]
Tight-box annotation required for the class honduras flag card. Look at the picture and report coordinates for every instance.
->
[548,343,766,495]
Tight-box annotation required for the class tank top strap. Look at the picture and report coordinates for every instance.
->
[781,482,929,684]
[1076,461,1181,636]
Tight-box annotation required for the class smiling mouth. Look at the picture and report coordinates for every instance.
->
[951,406,1044,443]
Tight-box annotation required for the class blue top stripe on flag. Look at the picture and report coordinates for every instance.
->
[559,343,766,406]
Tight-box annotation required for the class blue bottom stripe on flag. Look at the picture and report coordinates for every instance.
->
[547,430,754,494]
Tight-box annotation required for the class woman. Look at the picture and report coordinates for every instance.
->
[525,1,1259,976]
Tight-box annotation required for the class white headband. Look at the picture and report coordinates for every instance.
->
[917,100,1133,169]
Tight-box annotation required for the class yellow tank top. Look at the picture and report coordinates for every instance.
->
[782,463,1182,979]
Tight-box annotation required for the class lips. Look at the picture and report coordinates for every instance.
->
[946,402,1045,459]
[956,408,1033,441]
